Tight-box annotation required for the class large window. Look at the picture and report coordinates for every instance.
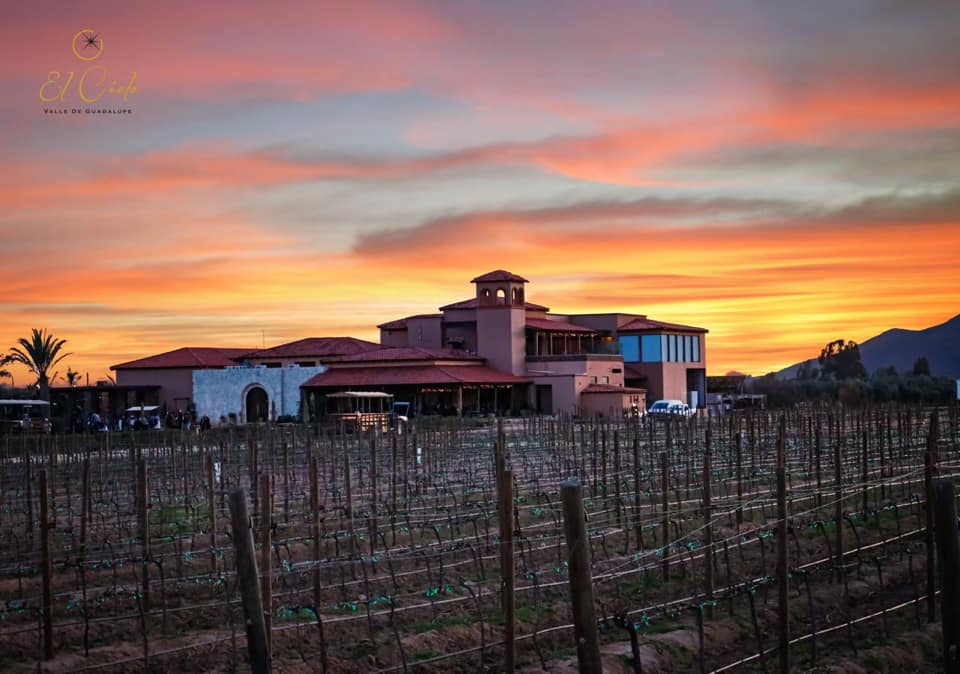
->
[641,335,661,362]
[627,333,702,363]
[619,335,640,362]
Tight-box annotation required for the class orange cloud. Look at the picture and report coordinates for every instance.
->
[3,200,957,382]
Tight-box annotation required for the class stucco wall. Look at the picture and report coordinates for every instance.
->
[193,365,325,422]
[115,368,194,412]
[405,316,443,348]
[566,313,639,333]
[442,322,478,352]
[531,374,579,415]
[379,329,409,347]
[581,390,646,418]
[525,356,624,384]
[476,307,526,375]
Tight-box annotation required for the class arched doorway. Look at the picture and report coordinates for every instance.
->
[245,386,269,423]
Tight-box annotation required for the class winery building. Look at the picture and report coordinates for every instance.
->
[100,270,708,420]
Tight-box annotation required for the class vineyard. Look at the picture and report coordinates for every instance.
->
[1,404,959,672]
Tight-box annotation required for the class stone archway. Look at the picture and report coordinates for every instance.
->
[245,386,269,423]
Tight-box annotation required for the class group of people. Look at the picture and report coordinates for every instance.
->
[70,408,212,433]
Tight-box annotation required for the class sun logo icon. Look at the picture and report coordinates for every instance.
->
[71,29,103,61]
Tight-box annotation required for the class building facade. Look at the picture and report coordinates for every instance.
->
[373,270,707,415]
[107,270,708,422]
[111,347,253,413]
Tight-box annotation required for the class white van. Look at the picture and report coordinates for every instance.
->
[648,399,694,417]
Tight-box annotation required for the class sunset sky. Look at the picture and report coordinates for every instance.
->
[3,1,959,383]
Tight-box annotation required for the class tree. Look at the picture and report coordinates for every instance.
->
[817,338,866,380]
[0,356,12,389]
[65,367,82,386]
[6,328,71,401]
[912,356,931,376]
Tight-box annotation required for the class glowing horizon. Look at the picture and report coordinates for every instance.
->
[3,2,959,384]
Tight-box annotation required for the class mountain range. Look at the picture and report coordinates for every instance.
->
[775,313,960,380]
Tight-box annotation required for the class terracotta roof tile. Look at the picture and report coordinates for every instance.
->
[247,337,382,359]
[376,314,442,330]
[582,383,647,394]
[111,347,253,370]
[302,364,530,388]
[439,297,549,312]
[619,317,708,333]
[526,317,596,333]
[331,347,483,363]
[470,269,529,283]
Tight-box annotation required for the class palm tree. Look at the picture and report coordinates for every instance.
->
[7,329,71,400]
[0,356,12,391]
[65,367,82,387]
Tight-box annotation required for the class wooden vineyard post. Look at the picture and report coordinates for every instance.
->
[369,433,378,556]
[137,453,151,611]
[776,420,790,673]
[391,434,398,535]
[39,468,53,660]
[934,478,960,673]
[703,423,714,619]
[834,438,843,581]
[228,489,271,674]
[633,437,642,552]
[309,453,329,672]
[309,454,322,605]
[80,457,90,555]
[345,453,357,574]
[735,431,743,526]
[925,411,939,623]
[283,442,290,524]
[261,477,273,654]
[560,479,603,674]
[814,423,822,511]
[495,439,507,602]
[861,430,869,514]
[613,430,621,526]
[207,453,217,574]
[501,469,515,671]
[661,452,670,580]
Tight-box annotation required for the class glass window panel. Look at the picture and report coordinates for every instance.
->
[641,335,661,362]
[619,335,640,362]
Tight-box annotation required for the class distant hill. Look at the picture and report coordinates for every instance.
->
[776,313,960,380]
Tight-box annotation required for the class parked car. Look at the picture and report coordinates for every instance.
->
[648,399,694,417]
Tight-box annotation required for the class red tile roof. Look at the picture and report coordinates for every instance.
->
[439,297,550,312]
[247,337,382,359]
[526,317,597,333]
[471,269,529,283]
[582,383,647,394]
[111,347,253,370]
[619,317,708,333]
[302,364,530,388]
[376,314,442,330]
[331,347,484,363]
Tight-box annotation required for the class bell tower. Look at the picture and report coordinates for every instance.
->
[472,270,528,376]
